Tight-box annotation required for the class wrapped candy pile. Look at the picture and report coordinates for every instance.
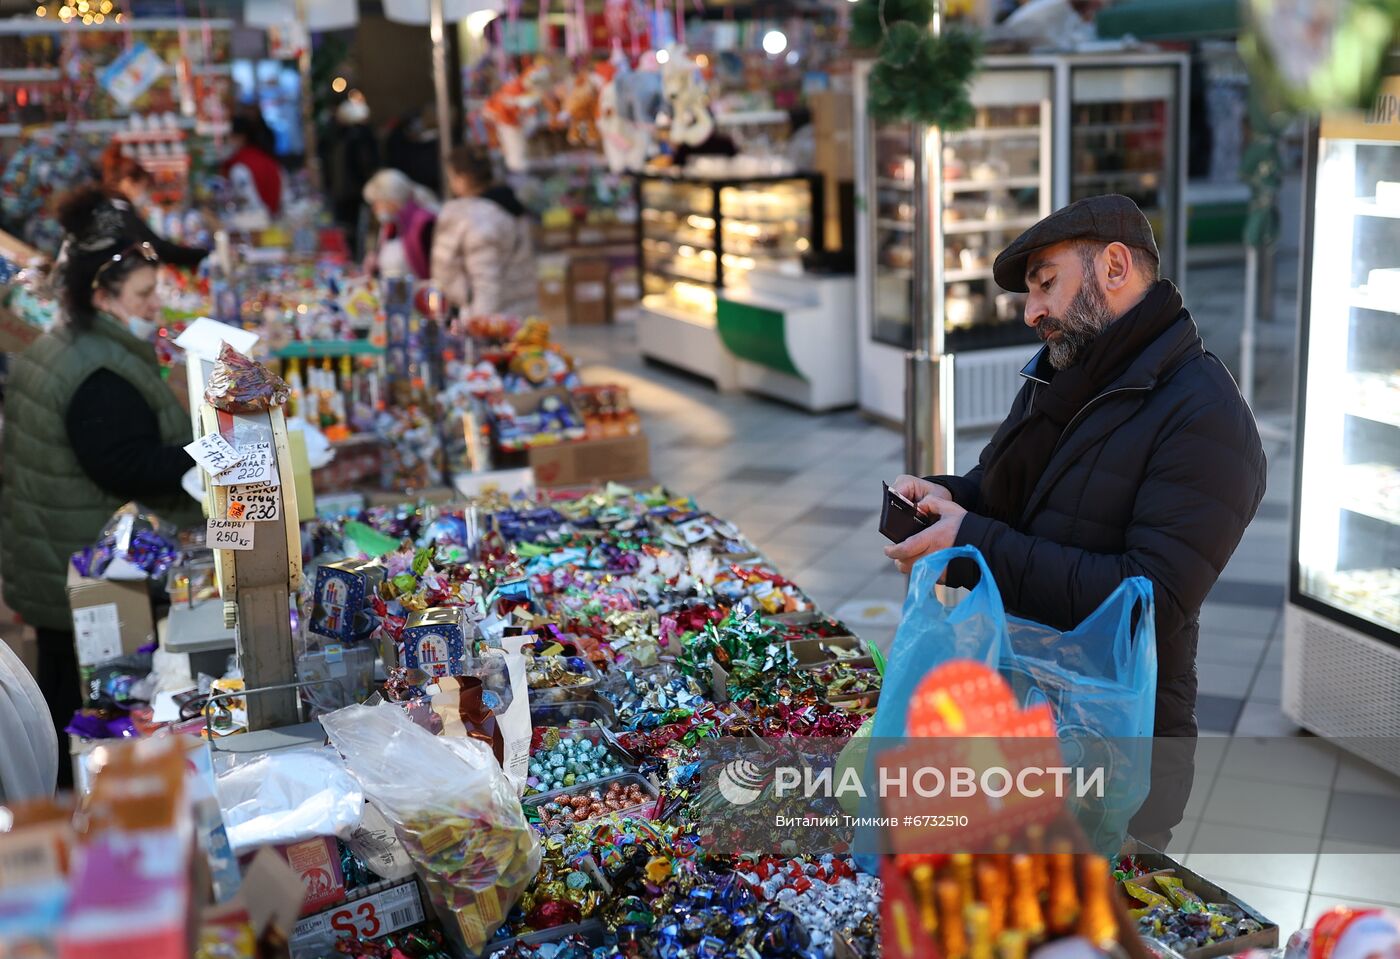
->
[294,483,886,959]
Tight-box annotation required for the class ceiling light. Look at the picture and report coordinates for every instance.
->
[762,29,786,55]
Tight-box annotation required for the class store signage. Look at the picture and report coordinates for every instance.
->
[207,519,255,550]
[1321,77,1400,142]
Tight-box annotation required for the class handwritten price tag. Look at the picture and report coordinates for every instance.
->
[226,483,281,522]
[212,442,273,487]
[207,518,255,550]
[185,433,244,475]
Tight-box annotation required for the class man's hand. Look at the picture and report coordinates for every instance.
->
[890,474,953,517]
[883,500,967,575]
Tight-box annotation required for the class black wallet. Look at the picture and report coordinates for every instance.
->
[879,481,934,543]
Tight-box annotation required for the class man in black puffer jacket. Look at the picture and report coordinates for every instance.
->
[885,195,1267,848]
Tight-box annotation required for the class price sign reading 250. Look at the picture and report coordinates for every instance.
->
[206,519,255,550]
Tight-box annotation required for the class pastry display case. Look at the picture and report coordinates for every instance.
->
[1285,87,1400,774]
[635,171,823,387]
[636,172,821,321]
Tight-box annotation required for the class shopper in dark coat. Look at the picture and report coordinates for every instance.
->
[886,195,1267,848]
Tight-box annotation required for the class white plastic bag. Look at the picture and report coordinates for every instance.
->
[320,703,541,952]
[215,748,364,854]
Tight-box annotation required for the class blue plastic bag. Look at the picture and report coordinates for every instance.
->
[868,545,1157,854]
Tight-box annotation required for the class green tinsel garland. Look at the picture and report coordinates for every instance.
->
[853,0,981,129]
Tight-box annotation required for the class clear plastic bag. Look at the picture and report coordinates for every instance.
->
[70,502,180,581]
[320,702,541,952]
[214,747,365,854]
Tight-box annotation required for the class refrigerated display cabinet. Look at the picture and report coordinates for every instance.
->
[854,51,1188,429]
[634,172,822,388]
[1285,89,1400,774]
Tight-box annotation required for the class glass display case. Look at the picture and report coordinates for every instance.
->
[1069,63,1183,267]
[1293,122,1400,644]
[636,172,822,323]
[854,52,1188,428]
[1284,90,1400,776]
[870,71,1051,352]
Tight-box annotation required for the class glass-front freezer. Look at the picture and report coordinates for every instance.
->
[1293,130,1400,644]
[1285,93,1400,774]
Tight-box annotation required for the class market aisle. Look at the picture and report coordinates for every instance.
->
[559,287,1400,928]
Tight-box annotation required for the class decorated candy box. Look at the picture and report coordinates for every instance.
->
[309,558,385,643]
[400,606,474,679]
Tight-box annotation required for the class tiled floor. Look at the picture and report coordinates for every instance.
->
[559,248,1400,934]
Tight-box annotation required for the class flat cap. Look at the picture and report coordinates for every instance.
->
[991,194,1159,293]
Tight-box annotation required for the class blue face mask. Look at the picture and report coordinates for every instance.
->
[122,315,158,341]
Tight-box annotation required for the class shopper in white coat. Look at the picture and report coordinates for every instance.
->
[431,145,539,319]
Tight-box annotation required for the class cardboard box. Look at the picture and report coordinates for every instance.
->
[535,224,574,250]
[66,563,157,668]
[537,253,570,324]
[1116,844,1280,959]
[610,264,641,306]
[528,433,650,488]
[568,258,612,326]
[0,305,39,354]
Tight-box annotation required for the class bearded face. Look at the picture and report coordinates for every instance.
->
[1038,262,1116,370]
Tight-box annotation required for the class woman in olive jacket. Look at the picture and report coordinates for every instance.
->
[0,186,200,785]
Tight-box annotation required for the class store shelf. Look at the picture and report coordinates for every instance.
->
[0,16,235,32]
[272,340,384,359]
[0,116,199,138]
[0,67,60,80]
[1346,403,1400,430]
[944,126,1041,143]
[714,109,788,126]
[878,265,914,279]
[1072,122,1165,135]
[1343,499,1400,528]
[944,215,1039,235]
[944,176,1040,194]
[1072,170,1161,187]
[1351,198,1400,219]
[946,266,995,282]
[876,218,915,233]
[642,264,717,287]
[1348,288,1400,315]
[876,177,914,190]
[1341,464,1400,527]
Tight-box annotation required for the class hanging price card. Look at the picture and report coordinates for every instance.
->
[226,483,282,523]
[207,519,255,550]
[185,433,244,475]
[212,441,274,486]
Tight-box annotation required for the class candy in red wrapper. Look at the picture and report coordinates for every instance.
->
[204,342,290,412]
[525,900,582,929]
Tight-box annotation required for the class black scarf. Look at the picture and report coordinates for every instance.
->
[979,279,1184,524]
[481,184,528,218]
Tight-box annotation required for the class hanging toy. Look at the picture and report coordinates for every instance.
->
[562,67,602,147]
[660,45,714,148]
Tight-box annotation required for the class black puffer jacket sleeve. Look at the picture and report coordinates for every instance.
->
[925,382,1033,512]
[952,395,1266,647]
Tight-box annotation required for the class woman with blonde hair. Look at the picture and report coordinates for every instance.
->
[362,168,438,279]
